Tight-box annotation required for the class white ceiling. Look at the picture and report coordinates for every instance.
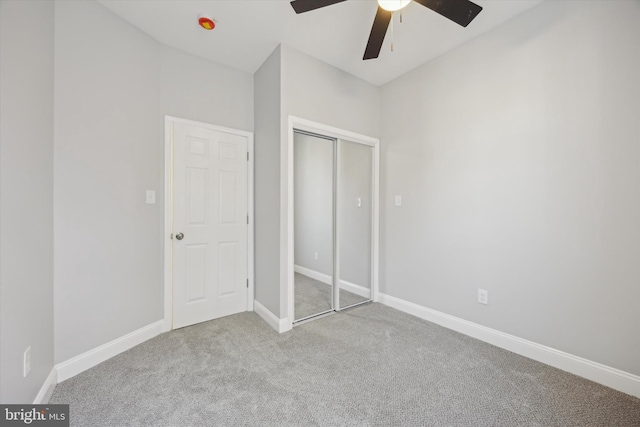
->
[98,0,544,86]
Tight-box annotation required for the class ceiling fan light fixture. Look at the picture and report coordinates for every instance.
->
[290,0,483,60]
[377,0,411,12]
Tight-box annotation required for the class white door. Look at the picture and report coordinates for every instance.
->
[171,121,248,329]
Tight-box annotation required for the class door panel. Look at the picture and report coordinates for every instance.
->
[172,121,248,329]
[337,140,373,310]
[219,171,237,223]
[187,167,207,224]
[293,132,334,321]
[186,244,207,303]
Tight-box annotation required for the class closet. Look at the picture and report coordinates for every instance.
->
[293,130,374,323]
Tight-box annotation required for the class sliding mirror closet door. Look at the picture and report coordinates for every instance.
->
[293,131,335,321]
[337,140,373,310]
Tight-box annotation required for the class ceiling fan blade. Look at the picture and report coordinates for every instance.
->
[363,6,392,60]
[290,0,348,14]
[413,0,482,27]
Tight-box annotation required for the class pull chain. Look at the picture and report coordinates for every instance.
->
[391,12,394,52]
[391,11,404,52]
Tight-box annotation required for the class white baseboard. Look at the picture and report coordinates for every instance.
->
[254,300,291,333]
[294,265,331,285]
[378,293,640,398]
[55,320,165,383]
[339,279,370,299]
[33,368,57,404]
[294,265,371,299]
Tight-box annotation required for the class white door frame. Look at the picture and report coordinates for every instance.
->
[163,116,254,332]
[286,116,380,331]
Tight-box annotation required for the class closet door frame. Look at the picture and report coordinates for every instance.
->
[285,116,379,331]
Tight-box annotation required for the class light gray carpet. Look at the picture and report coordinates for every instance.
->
[50,304,640,426]
[294,272,369,320]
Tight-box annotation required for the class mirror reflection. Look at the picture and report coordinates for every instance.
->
[293,131,334,321]
[337,140,373,309]
[293,131,374,322]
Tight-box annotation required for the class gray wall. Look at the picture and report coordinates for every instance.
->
[280,45,380,139]
[380,0,640,375]
[161,45,253,131]
[53,0,163,363]
[254,46,283,316]
[0,0,55,403]
[53,1,255,364]
[294,133,334,277]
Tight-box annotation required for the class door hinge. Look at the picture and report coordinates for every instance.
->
[247,215,249,224]
[246,279,249,288]
[247,152,249,161]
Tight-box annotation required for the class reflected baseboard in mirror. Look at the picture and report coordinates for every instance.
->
[294,273,368,321]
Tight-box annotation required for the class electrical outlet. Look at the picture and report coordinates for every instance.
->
[23,347,31,377]
[478,289,488,305]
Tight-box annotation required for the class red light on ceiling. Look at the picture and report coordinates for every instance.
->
[198,16,215,30]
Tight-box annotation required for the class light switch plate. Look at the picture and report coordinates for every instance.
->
[395,195,402,207]
[146,190,156,204]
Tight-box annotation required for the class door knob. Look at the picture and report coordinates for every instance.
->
[175,232,184,240]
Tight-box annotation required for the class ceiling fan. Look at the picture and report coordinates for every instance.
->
[290,0,483,60]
